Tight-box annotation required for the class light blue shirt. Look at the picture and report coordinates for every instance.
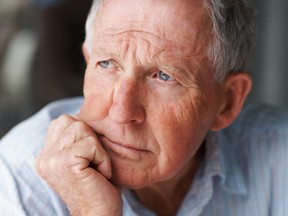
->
[1,97,288,216]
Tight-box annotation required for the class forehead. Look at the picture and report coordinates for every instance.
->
[93,0,212,49]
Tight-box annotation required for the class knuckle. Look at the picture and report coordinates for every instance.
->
[68,121,94,141]
[85,135,98,145]
[47,155,61,170]
[48,115,75,134]
[49,119,58,127]
[35,155,47,176]
[73,121,89,132]
[81,136,98,152]
[35,152,65,177]
[46,154,68,177]
[57,114,75,126]
[58,114,73,121]
[47,119,58,133]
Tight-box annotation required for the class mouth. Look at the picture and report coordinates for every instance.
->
[98,135,150,160]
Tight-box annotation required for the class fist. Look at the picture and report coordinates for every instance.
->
[35,115,122,216]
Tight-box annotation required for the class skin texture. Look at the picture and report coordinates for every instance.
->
[35,0,252,215]
[81,0,221,188]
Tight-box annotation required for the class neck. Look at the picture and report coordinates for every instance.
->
[134,145,205,216]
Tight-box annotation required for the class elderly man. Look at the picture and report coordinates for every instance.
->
[1,0,288,215]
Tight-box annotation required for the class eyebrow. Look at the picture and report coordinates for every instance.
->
[93,46,120,59]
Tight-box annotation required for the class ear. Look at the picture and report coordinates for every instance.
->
[82,43,90,64]
[211,72,252,131]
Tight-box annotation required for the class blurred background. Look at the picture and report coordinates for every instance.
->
[0,0,92,137]
[0,0,287,138]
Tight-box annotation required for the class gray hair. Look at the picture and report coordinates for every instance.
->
[85,0,256,82]
[203,0,256,81]
[84,0,103,55]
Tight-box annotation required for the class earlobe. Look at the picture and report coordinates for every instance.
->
[82,43,90,64]
[211,72,252,131]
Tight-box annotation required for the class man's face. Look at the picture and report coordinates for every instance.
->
[80,0,225,188]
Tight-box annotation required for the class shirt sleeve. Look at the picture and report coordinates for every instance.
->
[0,156,27,216]
[0,98,83,216]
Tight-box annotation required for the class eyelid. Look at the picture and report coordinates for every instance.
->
[98,59,116,69]
[160,72,174,81]
[152,70,177,83]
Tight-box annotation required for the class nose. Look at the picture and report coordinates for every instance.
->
[109,78,145,124]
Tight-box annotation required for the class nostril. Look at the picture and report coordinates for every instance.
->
[109,78,145,124]
[109,102,137,123]
[109,95,145,124]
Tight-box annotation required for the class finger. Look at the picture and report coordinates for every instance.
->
[46,115,77,147]
[73,113,80,120]
[57,120,97,150]
[70,136,112,179]
[37,135,112,180]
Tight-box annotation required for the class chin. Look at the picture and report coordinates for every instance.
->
[110,175,143,189]
[108,158,155,189]
[109,166,150,189]
[109,159,182,190]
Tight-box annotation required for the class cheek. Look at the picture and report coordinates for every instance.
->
[150,92,201,145]
[147,97,203,173]
[150,91,210,174]
[80,71,114,120]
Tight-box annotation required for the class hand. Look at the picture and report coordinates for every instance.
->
[35,115,122,216]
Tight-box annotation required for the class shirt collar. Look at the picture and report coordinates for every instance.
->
[205,130,247,196]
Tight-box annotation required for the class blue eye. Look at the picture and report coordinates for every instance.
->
[99,60,115,69]
[158,71,175,81]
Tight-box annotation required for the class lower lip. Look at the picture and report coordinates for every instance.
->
[99,136,149,159]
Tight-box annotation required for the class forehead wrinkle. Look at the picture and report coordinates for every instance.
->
[94,29,178,63]
[93,0,213,57]
[95,28,179,49]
